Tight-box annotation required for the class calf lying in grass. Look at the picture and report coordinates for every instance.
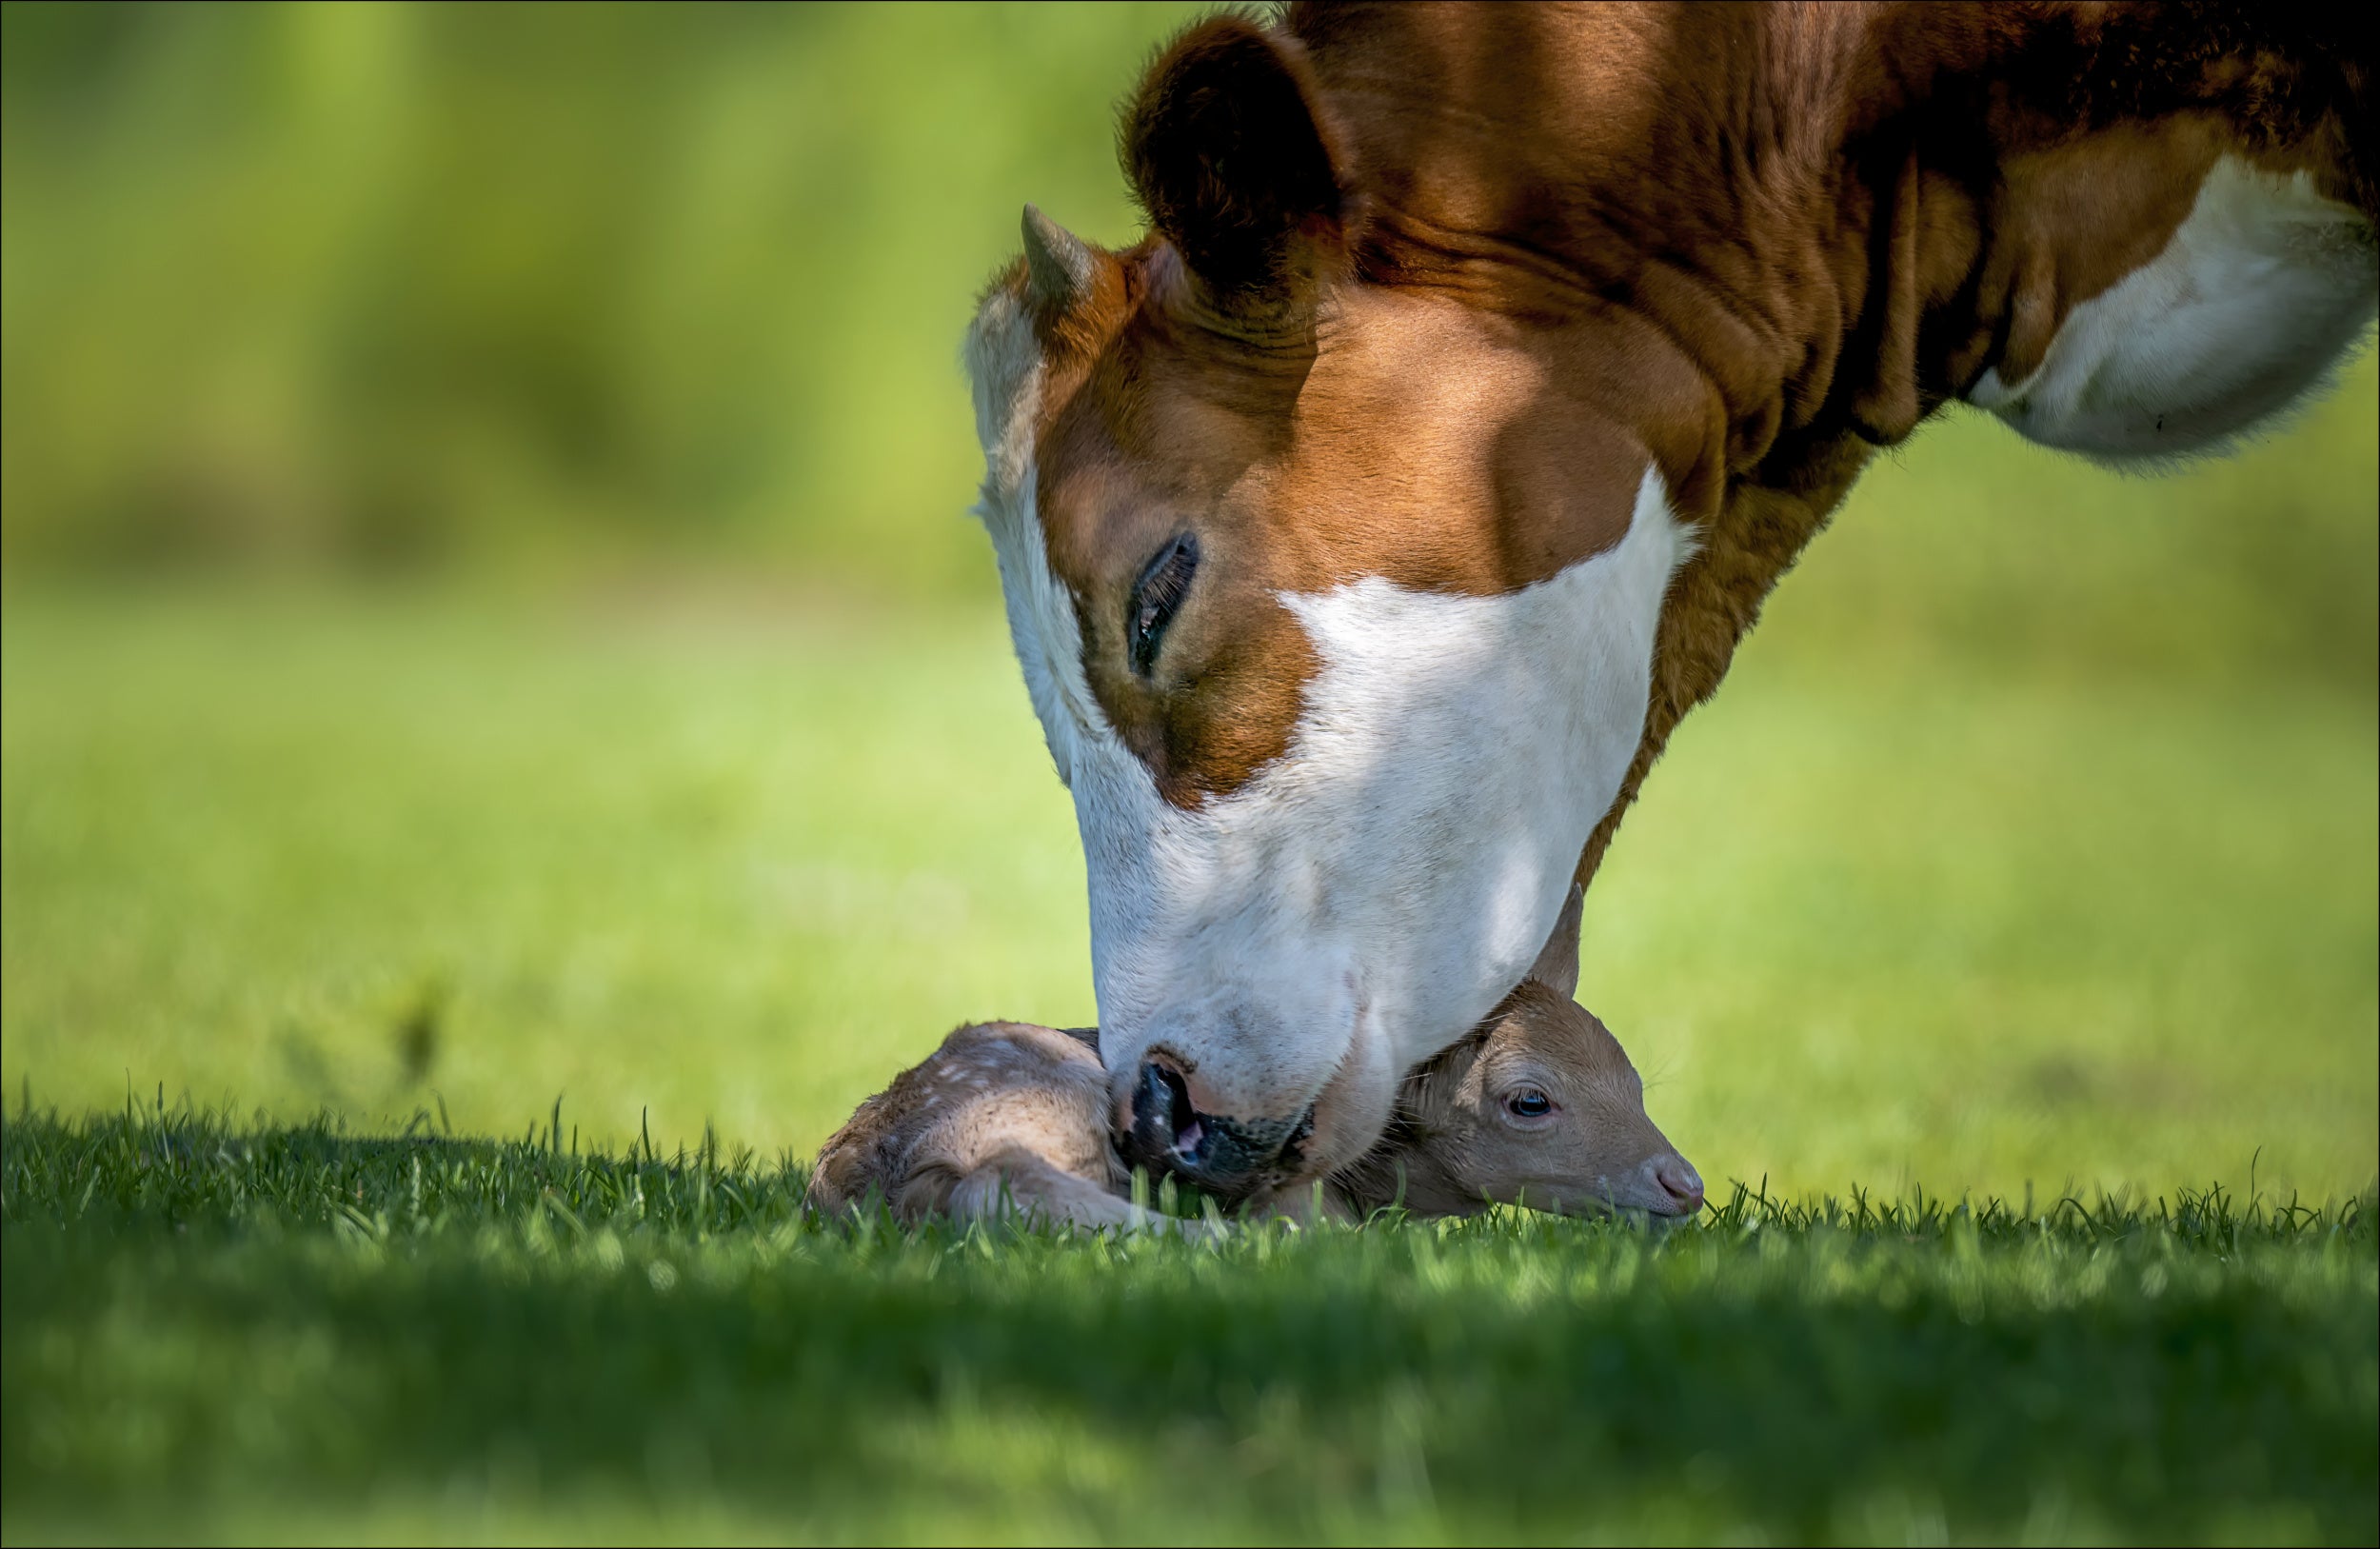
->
[809,888,1703,1231]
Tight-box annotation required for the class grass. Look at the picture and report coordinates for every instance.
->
[3,378,2376,1539]
[6,1102,2374,1545]
[4,567,2374,1195]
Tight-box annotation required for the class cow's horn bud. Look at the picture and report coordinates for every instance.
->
[1021,204,1096,310]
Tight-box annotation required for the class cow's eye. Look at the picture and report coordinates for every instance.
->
[1503,1088,1554,1120]
[1127,533,1200,677]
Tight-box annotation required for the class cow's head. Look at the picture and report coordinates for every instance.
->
[964,19,1694,1200]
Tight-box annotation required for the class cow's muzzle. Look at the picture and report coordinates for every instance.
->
[1122,1059,1311,1200]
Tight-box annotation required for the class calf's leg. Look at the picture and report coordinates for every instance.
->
[946,1147,1215,1237]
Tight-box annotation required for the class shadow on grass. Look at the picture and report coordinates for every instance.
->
[5,1112,2375,1542]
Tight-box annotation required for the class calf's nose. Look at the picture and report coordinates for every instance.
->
[1652,1155,1705,1215]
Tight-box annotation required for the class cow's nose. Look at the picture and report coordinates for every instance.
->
[1651,1155,1705,1215]
[1121,1060,1301,1200]
[1126,1061,1204,1165]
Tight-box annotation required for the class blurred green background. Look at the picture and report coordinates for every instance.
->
[1,1,1189,590]
[3,1,2374,1201]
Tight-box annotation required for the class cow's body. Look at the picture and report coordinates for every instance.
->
[964,2,2377,1201]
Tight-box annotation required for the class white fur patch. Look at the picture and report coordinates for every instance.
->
[1969,155,2377,459]
[963,293,1687,1138]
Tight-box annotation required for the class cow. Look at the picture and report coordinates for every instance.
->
[962,2,2377,1207]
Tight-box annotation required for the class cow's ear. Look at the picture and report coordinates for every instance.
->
[1121,15,1351,304]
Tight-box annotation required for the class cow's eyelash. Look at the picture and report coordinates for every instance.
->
[1128,533,1200,676]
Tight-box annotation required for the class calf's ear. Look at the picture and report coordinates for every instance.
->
[1121,15,1352,305]
[1525,884,1585,1001]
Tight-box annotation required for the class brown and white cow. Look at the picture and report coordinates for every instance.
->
[963,3,2376,1204]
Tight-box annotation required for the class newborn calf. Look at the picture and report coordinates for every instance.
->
[806,1018,1155,1229]
[808,888,1702,1229]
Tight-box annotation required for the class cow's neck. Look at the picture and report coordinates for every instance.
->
[1577,437,1876,885]
[1296,1,2370,888]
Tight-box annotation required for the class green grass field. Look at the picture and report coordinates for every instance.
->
[5,1107,2373,1545]
[5,378,2378,1541]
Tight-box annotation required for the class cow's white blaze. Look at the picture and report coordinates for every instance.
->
[1970,155,2376,460]
[967,295,1689,1162]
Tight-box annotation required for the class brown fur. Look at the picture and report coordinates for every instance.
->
[805,1021,1149,1230]
[1324,982,1695,1221]
[987,1,2372,848]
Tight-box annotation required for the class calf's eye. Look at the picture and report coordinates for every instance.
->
[1504,1088,1553,1120]
[1127,533,1200,677]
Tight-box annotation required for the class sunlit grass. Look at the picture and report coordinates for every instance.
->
[4,572,2371,1199]
[5,1103,2373,1545]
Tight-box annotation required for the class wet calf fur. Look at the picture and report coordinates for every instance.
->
[808,889,1703,1228]
[806,1020,1161,1232]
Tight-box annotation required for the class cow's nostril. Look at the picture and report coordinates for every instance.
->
[1131,1060,1209,1165]
[1121,1062,1301,1200]
[1160,1067,1200,1154]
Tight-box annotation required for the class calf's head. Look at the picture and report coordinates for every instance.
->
[1370,886,1703,1220]
[964,18,1691,1200]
